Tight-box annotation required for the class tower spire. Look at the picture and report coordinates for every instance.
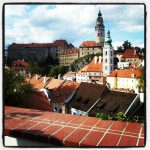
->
[95,9,105,47]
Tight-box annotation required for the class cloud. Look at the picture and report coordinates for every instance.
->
[5,4,144,48]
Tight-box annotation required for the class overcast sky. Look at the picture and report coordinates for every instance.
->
[5,4,144,49]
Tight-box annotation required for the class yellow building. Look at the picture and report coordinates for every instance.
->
[79,41,102,58]
[59,49,79,66]
[106,68,141,93]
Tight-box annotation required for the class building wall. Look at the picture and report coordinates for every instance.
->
[106,77,139,91]
[118,62,130,69]
[123,58,142,64]
[79,47,102,58]
[103,45,114,76]
[59,52,79,66]
[76,73,90,83]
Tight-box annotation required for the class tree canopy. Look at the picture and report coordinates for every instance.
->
[4,68,33,106]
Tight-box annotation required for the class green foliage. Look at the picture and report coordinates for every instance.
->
[70,53,103,72]
[29,61,41,74]
[49,66,69,77]
[138,66,144,92]
[94,112,144,123]
[122,40,133,50]
[4,68,33,106]
[96,113,112,120]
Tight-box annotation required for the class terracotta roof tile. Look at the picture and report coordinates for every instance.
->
[25,91,52,111]
[45,78,64,90]
[80,41,99,47]
[4,106,144,147]
[86,58,103,72]
[51,81,80,103]
[122,49,142,58]
[107,68,141,78]
[29,75,52,91]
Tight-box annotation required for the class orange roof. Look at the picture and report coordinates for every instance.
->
[29,75,52,91]
[63,72,76,77]
[26,91,52,111]
[80,41,99,47]
[122,49,140,58]
[86,58,103,72]
[45,78,64,90]
[13,60,29,67]
[78,65,89,74]
[51,81,80,103]
[108,68,141,78]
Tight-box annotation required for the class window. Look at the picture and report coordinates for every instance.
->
[105,59,107,63]
[59,109,62,113]
[106,51,107,55]
[105,66,107,70]
[54,107,57,111]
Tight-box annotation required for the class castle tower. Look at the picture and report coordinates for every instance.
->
[103,30,114,76]
[95,9,105,47]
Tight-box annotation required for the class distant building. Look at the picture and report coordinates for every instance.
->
[117,61,130,69]
[59,49,79,66]
[79,41,102,58]
[8,40,74,62]
[12,60,30,75]
[122,49,144,64]
[106,68,141,93]
[63,71,76,82]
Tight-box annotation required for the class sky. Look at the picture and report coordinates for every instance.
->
[4,4,145,49]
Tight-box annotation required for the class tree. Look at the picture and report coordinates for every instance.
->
[4,68,33,106]
[122,40,133,50]
[117,46,124,52]
[29,61,41,74]
[49,66,69,78]
[138,67,144,92]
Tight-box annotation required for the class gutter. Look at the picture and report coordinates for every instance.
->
[124,94,141,117]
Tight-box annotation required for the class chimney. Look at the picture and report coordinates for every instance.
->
[29,72,31,78]
[36,74,39,80]
[134,50,136,55]
[94,56,97,64]
[44,76,47,84]
[99,56,102,63]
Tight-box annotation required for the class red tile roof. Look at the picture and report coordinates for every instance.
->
[9,43,54,48]
[86,58,103,72]
[63,49,79,54]
[45,78,64,90]
[4,106,144,147]
[108,68,141,78]
[51,81,80,103]
[29,75,53,91]
[122,49,141,58]
[53,40,68,47]
[80,41,99,47]
[25,91,52,111]
[13,60,29,67]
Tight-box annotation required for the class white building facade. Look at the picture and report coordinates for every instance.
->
[103,30,114,76]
